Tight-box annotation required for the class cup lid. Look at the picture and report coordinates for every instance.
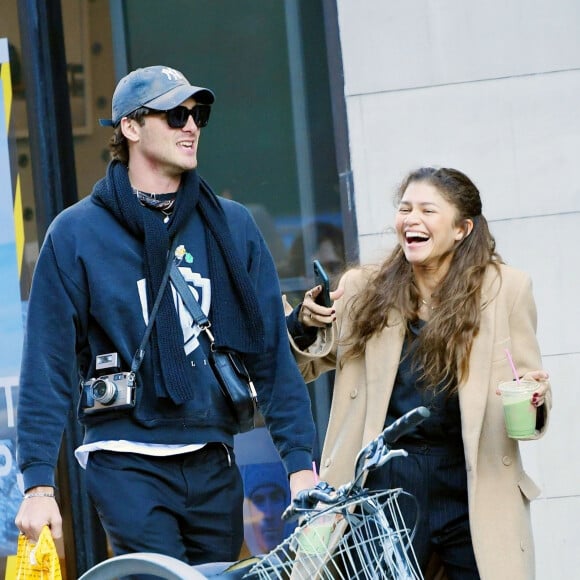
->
[498,380,536,394]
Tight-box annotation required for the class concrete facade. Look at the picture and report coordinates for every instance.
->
[335,1,579,576]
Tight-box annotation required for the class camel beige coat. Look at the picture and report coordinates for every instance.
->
[286,263,551,580]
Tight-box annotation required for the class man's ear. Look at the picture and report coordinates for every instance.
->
[120,117,140,143]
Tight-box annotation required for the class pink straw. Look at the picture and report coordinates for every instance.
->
[312,461,319,484]
[504,349,521,384]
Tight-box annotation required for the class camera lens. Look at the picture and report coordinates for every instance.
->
[91,378,117,405]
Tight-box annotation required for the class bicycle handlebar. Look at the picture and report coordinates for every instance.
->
[350,405,430,489]
[380,405,431,444]
[282,406,431,522]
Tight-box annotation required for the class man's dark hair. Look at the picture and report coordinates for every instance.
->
[108,107,150,165]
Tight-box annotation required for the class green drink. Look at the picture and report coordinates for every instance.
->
[498,381,537,438]
[297,520,334,554]
[292,516,336,577]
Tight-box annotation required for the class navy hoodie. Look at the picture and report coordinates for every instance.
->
[17,191,315,491]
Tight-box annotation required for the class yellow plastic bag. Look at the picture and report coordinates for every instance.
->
[13,527,62,580]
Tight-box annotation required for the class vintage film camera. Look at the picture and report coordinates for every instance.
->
[81,353,136,414]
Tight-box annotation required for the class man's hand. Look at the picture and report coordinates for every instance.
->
[289,469,316,500]
[15,486,63,542]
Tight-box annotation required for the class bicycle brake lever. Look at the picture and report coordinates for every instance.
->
[361,438,387,472]
[375,448,408,469]
[281,482,335,522]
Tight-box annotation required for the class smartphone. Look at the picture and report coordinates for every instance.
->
[313,259,331,308]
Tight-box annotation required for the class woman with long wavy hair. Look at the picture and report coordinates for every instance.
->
[285,167,552,579]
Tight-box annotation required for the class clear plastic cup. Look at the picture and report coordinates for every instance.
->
[497,380,537,438]
[296,515,334,554]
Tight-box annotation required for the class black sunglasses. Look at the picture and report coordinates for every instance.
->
[148,104,212,129]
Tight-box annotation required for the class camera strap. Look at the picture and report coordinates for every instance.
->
[128,240,179,387]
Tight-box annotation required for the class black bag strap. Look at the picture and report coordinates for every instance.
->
[169,262,216,345]
[170,260,257,414]
[127,240,179,387]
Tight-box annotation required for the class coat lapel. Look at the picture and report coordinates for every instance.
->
[458,270,500,475]
[363,313,406,444]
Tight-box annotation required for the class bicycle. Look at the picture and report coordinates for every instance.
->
[79,405,430,580]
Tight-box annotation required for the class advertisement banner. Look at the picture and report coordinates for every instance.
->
[0,37,24,556]
[235,427,297,556]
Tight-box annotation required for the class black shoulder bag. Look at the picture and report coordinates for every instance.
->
[169,263,258,432]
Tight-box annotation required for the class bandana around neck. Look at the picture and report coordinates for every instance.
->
[133,190,177,219]
[91,161,264,404]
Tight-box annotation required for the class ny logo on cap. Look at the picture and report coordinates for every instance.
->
[161,67,184,81]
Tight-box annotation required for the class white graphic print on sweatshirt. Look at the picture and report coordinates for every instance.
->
[137,266,211,356]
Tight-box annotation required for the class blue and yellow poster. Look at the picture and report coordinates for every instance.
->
[0,37,24,556]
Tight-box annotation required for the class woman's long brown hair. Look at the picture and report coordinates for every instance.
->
[341,167,502,393]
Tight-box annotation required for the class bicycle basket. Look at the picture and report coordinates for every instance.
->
[244,488,423,580]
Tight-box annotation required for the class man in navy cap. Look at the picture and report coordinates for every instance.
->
[241,462,293,554]
[15,65,316,566]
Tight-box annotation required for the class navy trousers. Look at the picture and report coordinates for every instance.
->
[366,443,480,579]
[85,443,244,566]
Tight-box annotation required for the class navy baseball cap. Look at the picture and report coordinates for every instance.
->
[99,65,215,127]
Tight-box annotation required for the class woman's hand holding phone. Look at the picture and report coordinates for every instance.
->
[299,260,344,328]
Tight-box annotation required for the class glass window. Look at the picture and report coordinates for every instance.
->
[119,0,346,297]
